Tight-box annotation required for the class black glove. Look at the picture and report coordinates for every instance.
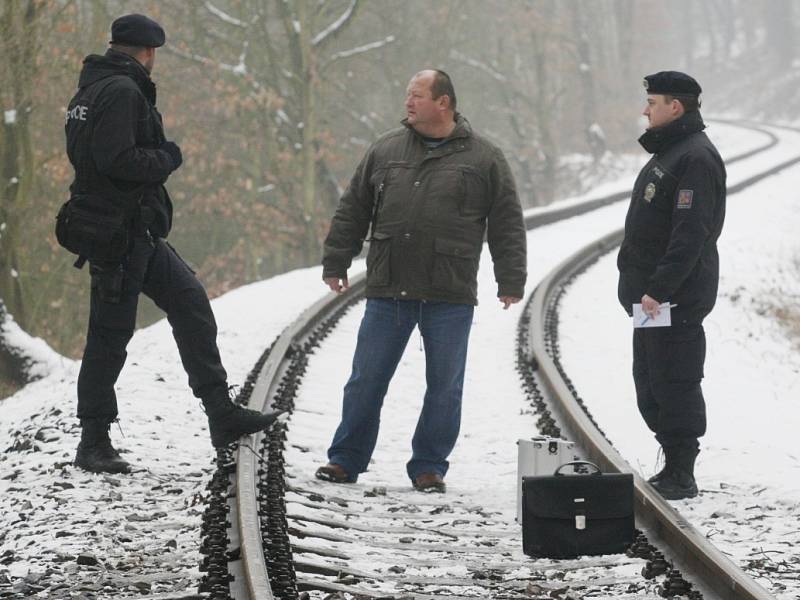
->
[161,141,183,171]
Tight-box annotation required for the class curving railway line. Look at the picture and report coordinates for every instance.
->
[197,121,797,600]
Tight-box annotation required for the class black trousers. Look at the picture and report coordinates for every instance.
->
[632,324,707,449]
[77,236,228,420]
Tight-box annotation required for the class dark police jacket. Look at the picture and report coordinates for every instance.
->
[322,115,527,305]
[617,111,726,325]
[65,50,176,238]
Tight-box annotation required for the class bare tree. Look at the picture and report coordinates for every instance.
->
[165,0,393,266]
[1,0,798,369]
[570,2,606,161]
[614,0,635,82]
[0,0,42,331]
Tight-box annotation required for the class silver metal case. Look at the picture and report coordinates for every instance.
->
[516,436,579,522]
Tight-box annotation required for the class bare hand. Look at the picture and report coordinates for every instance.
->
[499,296,521,310]
[641,294,662,318]
[324,276,349,294]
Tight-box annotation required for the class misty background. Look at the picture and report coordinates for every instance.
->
[1,0,798,397]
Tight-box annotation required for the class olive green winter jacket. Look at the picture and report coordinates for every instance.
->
[322,115,527,305]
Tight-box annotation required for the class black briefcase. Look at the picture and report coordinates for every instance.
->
[522,461,634,558]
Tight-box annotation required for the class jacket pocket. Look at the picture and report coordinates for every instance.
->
[458,165,489,218]
[664,326,705,382]
[366,231,392,287]
[375,161,414,226]
[431,237,480,293]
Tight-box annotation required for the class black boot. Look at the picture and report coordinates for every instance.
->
[202,387,283,448]
[74,419,131,474]
[651,445,699,500]
[647,464,669,484]
[647,448,670,484]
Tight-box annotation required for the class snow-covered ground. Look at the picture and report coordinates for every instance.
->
[0,309,66,382]
[0,120,797,598]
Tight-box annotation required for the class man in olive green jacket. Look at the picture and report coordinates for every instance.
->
[316,70,527,493]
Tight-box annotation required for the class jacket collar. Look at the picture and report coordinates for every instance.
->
[78,49,157,106]
[402,112,472,144]
[638,110,705,154]
[107,49,157,106]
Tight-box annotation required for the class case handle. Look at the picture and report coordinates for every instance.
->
[554,461,601,476]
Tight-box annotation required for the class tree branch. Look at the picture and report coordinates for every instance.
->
[163,43,255,84]
[323,35,396,69]
[275,0,304,87]
[319,71,381,137]
[204,1,247,28]
[312,0,360,47]
[448,49,507,83]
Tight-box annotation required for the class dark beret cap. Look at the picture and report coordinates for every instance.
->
[643,71,702,96]
[111,14,165,48]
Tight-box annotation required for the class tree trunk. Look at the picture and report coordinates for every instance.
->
[296,0,319,264]
[0,0,39,331]
[570,3,605,162]
[531,4,557,206]
[613,0,634,82]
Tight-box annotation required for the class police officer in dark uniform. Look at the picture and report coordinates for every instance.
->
[65,14,280,474]
[617,71,726,500]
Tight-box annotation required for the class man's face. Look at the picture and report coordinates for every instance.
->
[643,94,679,129]
[143,47,156,73]
[405,74,439,129]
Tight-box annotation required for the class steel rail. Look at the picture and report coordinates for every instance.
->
[232,272,367,599]
[227,119,786,599]
[706,118,779,163]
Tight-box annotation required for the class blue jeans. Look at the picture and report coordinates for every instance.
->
[327,298,474,482]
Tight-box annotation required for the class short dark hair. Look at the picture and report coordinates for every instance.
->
[430,69,457,111]
[109,42,149,56]
[665,94,701,113]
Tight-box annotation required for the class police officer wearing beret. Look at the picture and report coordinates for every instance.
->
[617,71,726,500]
[65,14,280,474]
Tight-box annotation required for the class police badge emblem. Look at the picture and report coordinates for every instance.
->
[644,183,656,202]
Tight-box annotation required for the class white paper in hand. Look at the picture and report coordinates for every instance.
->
[632,303,672,328]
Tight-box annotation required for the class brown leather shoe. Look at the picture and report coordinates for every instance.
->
[413,472,446,493]
[315,463,351,483]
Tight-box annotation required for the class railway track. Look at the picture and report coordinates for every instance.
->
[197,121,793,600]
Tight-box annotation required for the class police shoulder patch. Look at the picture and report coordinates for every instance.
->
[643,183,656,202]
[677,189,693,209]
